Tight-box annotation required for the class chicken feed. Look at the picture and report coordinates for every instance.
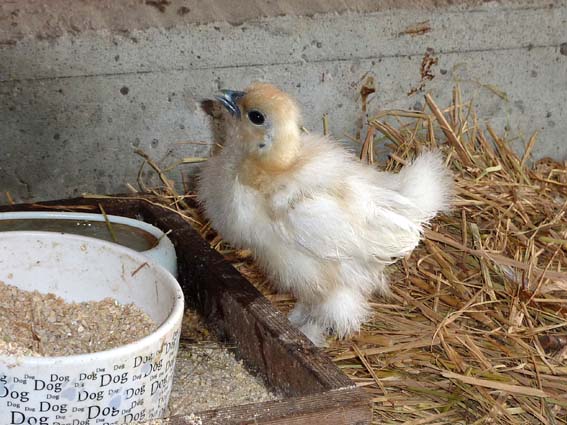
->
[0,281,156,356]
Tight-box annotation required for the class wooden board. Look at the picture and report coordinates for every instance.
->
[0,196,373,424]
[171,388,372,425]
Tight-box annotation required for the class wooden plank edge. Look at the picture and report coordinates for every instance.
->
[165,387,373,425]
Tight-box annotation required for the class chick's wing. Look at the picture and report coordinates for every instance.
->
[273,182,423,263]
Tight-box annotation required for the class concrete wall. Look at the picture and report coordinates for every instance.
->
[0,0,566,204]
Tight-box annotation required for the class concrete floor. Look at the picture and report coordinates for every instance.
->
[0,0,566,203]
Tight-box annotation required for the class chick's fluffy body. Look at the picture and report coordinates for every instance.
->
[198,83,452,345]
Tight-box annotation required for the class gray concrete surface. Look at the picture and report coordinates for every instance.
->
[0,1,566,203]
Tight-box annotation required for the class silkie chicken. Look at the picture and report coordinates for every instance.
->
[198,83,453,346]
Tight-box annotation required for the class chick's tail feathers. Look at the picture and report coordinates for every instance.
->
[397,151,454,224]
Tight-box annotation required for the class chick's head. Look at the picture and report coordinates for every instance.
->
[216,83,301,168]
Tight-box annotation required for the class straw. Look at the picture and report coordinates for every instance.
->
[135,87,567,423]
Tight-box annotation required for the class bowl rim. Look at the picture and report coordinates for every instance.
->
[0,211,166,240]
[0,230,184,365]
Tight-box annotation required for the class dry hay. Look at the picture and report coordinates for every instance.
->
[135,85,567,424]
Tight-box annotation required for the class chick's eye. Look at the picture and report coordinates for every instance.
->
[248,110,265,125]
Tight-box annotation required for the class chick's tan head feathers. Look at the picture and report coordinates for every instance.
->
[216,83,301,169]
[239,83,300,125]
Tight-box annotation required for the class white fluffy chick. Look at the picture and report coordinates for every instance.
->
[198,83,453,346]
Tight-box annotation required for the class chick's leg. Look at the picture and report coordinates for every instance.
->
[297,321,327,347]
[310,286,370,340]
[288,302,309,327]
[289,287,370,347]
[287,302,326,346]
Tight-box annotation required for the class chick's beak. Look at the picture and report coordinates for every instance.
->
[215,90,246,118]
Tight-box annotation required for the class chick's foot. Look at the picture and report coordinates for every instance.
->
[298,321,327,347]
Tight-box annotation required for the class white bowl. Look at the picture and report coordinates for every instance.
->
[0,231,184,424]
[0,211,177,277]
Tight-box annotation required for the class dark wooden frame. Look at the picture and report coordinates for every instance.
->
[0,196,373,425]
